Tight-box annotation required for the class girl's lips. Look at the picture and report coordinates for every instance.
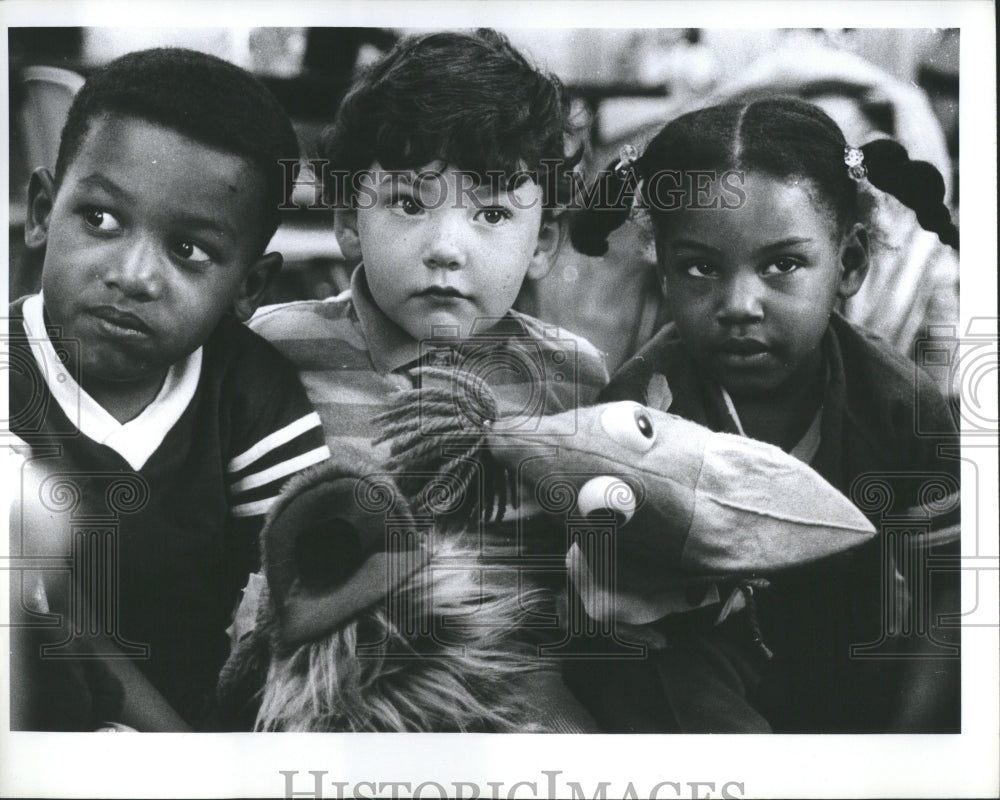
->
[719,337,769,355]
[715,339,773,368]
[716,350,772,368]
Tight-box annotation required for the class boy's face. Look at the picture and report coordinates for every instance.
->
[656,172,867,398]
[30,113,277,387]
[340,163,555,341]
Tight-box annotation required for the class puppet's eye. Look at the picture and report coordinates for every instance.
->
[599,402,657,452]
[634,408,654,439]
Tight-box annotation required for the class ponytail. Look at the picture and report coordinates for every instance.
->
[568,101,960,259]
[568,148,642,257]
[860,139,959,251]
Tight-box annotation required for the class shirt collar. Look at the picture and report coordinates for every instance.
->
[22,293,203,470]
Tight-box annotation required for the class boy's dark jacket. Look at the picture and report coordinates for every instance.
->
[590,313,961,733]
[7,296,324,729]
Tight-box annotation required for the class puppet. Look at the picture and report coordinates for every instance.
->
[219,368,875,731]
[216,453,596,732]
[377,368,877,626]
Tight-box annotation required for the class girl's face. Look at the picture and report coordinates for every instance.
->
[655,171,868,399]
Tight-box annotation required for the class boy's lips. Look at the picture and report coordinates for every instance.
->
[415,286,470,300]
[88,306,154,338]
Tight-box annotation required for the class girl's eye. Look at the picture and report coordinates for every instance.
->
[684,262,717,278]
[762,258,801,276]
[172,240,212,264]
[82,209,121,233]
[475,207,511,225]
[389,195,424,216]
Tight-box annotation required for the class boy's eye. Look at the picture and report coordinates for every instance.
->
[684,262,717,278]
[388,195,424,216]
[762,258,801,276]
[82,209,122,233]
[475,207,512,226]
[172,240,212,264]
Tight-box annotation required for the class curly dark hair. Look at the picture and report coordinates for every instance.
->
[54,47,299,251]
[318,29,580,209]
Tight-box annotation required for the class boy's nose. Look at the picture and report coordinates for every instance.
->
[422,213,467,271]
[105,237,163,299]
[717,273,764,324]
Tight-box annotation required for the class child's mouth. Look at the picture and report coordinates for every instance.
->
[89,307,154,338]
[716,338,771,367]
[416,286,468,300]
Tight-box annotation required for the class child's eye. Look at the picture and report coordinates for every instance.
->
[762,258,801,276]
[82,209,122,233]
[475,207,512,226]
[388,195,424,216]
[172,240,212,264]
[684,262,717,279]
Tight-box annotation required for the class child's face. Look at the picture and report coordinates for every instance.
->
[656,172,867,398]
[31,113,277,386]
[339,163,555,341]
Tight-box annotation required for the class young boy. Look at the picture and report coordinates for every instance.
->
[249,29,608,732]
[251,29,609,459]
[8,48,330,730]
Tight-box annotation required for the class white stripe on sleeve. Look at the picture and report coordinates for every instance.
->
[227,412,323,473]
[230,446,330,494]
[231,496,278,518]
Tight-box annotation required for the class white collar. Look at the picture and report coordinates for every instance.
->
[22,293,203,470]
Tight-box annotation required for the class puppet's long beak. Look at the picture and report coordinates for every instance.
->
[670,431,877,574]
[488,405,876,585]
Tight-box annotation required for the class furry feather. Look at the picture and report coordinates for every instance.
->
[253,534,553,732]
[373,367,511,525]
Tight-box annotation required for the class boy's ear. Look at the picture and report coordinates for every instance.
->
[25,168,56,250]
[525,212,562,281]
[232,252,283,322]
[334,208,363,262]
[837,223,870,299]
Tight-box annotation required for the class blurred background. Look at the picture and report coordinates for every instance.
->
[8,27,959,377]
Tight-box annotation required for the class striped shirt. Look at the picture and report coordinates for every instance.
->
[251,265,610,462]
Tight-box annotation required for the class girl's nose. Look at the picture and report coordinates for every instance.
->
[105,237,162,300]
[422,212,467,271]
[717,272,764,324]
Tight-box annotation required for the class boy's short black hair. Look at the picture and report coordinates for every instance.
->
[54,47,299,250]
[319,29,580,208]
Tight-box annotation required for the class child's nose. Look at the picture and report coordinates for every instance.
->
[105,236,163,299]
[422,213,467,271]
[717,273,764,323]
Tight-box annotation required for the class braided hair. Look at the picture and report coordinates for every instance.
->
[570,97,958,256]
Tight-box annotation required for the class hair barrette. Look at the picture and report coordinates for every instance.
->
[614,144,639,177]
[844,146,867,181]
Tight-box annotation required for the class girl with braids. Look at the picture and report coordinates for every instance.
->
[566,97,961,733]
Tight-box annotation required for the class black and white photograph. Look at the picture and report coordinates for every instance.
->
[2,1,997,798]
